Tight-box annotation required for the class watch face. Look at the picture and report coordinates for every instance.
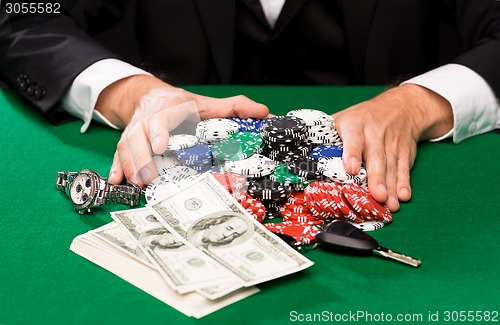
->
[70,173,95,206]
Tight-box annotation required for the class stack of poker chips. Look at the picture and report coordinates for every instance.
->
[303,181,391,231]
[260,116,310,162]
[286,109,343,147]
[247,178,292,219]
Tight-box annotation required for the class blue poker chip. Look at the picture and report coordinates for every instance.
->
[227,117,266,133]
[176,143,213,160]
[310,145,343,160]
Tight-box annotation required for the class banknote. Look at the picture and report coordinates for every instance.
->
[70,224,259,318]
[92,222,150,265]
[149,173,314,287]
[111,207,240,294]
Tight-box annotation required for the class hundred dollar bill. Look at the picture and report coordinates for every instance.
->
[92,222,150,265]
[70,224,260,318]
[111,207,239,294]
[149,173,314,287]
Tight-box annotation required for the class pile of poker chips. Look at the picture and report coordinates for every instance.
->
[261,116,310,163]
[286,109,343,146]
[147,112,392,248]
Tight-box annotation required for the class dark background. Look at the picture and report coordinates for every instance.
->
[1,1,461,88]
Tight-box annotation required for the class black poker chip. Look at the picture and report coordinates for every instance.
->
[248,178,291,201]
[261,116,307,135]
[286,156,323,180]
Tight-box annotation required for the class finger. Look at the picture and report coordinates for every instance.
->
[108,150,124,185]
[197,95,269,120]
[335,116,364,175]
[148,110,172,155]
[116,135,137,185]
[364,141,389,205]
[384,150,400,212]
[126,123,157,186]
[396,144,415,202]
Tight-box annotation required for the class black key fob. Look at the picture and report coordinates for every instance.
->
[315,219,379,255]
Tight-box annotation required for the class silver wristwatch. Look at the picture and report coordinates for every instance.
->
[56,169,142,214]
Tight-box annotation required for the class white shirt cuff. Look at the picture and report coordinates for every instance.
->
[402,63,500,143]
[61,59,152,133]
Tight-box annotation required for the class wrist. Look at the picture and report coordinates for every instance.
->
[376,84,454,141]
[95,75,174,128]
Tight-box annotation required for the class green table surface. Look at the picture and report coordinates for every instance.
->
[0,86,499,325]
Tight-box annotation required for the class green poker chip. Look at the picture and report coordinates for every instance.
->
[269,163,307,184]
[212,132,264,161]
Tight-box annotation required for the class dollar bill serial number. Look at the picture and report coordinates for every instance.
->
[3,2,61,14]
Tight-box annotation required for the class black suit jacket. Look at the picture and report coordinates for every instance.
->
[1,0,500,122]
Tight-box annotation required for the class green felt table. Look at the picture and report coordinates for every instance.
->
[0,85,498,325]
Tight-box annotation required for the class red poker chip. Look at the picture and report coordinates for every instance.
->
[231,190,248,203]
[305,182,341,220]
[247,208,265,223]
[345,184,393,223]
[329,182,347,219]
[280,209,323,224]
[212,171,247,193]
[337,188,364,223]
[287,191,306,205]
[342,184,374,220]
[362,190,393,223]
[317,182,343,218]
[283,202,311,214]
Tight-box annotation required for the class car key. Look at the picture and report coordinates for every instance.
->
[315,219,422,267]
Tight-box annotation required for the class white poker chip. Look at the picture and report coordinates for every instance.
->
[160,165,199,182]
[347,220,385,231]
[145,181,181,203]
[223,154,276,177]
[196,118,240,143]
[152,154,180,175]
[286,109,334,126]
[317,157,367,184]
[165,134,199,151]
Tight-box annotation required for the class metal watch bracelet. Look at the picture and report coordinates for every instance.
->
[56,171,142,207]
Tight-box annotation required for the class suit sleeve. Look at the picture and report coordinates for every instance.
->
[444,0,500,98]
[0,0,128,123]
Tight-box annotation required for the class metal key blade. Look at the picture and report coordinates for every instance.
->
[373,246,422,267]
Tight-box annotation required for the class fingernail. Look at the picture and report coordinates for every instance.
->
[388,195,399,207]
[349,157,361,169]
[129,174,141,185]
[399,187,411,199]
[139,167,152,184]
[377,183,388,195]
[152,136,162,153]
[109,170,117,181]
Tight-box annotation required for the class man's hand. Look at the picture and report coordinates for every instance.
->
[333,84,454,212]
[95,75,269,187]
